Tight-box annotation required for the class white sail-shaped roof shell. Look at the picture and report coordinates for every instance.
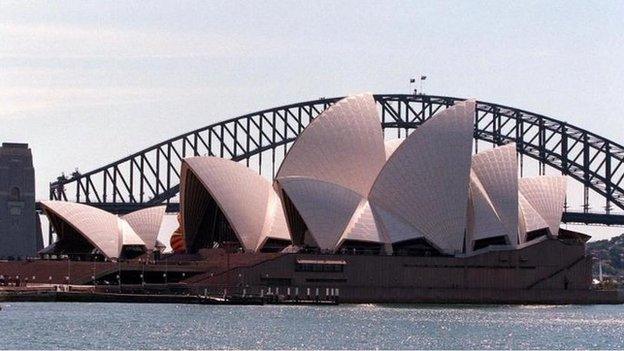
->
[118,218,145,250]
[122,206,166,251]
[337,200,386,248]
[279,178,363,251]
[518,192,550,242]
[519,176,567,236]
[254,190,291,251]
[370,204,424,244]
[275,93,386,250]
[517,205,527,244]
[276,93,386,197]
[466,171,508,248]
[369,100,475,254]
[181,157,290,252]
[40,201,144,259]
[470,143,519,245]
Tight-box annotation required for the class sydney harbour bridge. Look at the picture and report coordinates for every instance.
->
[47,94,624,232]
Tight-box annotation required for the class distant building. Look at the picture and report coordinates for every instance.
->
[0,143,42,259]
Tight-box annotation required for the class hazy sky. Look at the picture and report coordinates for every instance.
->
[1,1,623,242]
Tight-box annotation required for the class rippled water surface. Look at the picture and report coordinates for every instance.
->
[1,302,624,349]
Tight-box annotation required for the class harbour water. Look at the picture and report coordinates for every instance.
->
[1,302,623,349]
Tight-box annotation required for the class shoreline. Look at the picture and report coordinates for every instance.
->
[0,288,339,305]
[1,288,621,305]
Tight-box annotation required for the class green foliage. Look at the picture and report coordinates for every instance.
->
[587,233,624,277]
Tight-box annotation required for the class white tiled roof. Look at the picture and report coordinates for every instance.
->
[471,143,519,244]
[369,100,475,254]
[519,176,567,236]
[182,157,290,251]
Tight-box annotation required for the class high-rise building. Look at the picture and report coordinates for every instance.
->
[0,143,42,259]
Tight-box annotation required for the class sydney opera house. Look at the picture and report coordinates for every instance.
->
[178,95,570,256]
[30,93,599,303]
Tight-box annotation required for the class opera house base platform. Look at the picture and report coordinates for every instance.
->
[0,237,621,305]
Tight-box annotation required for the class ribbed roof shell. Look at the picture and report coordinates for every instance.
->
[40,200,140,259]
[276,93,386,197]
[369,100,475,254]
[518,192,550,241]
[370,204,424,244]
[274,93,387,251]
[466,171,508,247]
[122,206,166,251]
[279,178,362,251]
[118,218,145,249]
[254,190,291,251]
[337,200,386,248]
[519,176,567,236]
[470,143,519,245]
[181,157,290,252]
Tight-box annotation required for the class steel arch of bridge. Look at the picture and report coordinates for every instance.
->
[49,94,624,225]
